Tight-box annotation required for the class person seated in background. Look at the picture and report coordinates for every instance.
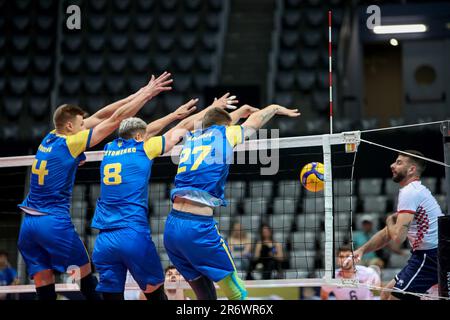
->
[353,215,385,267]
[247,224,284,280]
[0,250,19,300]
[228,222,252,273]
[320,245,381,300]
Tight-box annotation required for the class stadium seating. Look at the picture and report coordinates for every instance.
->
[249,180,274,198]
[215,200,239,216]
[359,178,383,196]
[362,195,388,213]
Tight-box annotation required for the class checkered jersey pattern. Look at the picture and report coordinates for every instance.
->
[412,206,429,251]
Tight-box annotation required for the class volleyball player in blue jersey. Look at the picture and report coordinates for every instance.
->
[17,72,173,300]
[90,99,198,300]
[164,103,300,300]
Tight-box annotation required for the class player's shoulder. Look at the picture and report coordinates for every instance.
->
[400,181,423,197]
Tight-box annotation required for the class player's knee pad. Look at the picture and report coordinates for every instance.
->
[217,271,247,300]
[144,285,167,301]
[188,276,217,300]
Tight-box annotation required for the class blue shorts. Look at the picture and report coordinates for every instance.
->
[393,248,438,300]
[92,227,164,293]
[163,209,236,282]
[18,214,90,278]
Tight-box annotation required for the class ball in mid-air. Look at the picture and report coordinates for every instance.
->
[300,162,324,192]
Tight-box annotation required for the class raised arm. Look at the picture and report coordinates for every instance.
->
[144,98,198,140]
[89,72,173,148]
[229,105,259,125]
[175,93,239,132]
[241,104,300,138]
[83,87,145,129]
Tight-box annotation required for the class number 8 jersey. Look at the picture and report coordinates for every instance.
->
[171,125,243,207]
[19,129,92,219]
[91,136,164,231]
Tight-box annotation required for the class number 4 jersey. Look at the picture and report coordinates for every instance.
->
[171,125,243,207]
[91,136,164,231]
[19,129,92,219]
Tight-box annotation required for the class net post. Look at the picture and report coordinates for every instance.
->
[438,216,450,298]
[438,121,450,298]
[441,121,450,215]
[322,134,334,280]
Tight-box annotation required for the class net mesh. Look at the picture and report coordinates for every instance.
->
[0,132,359,292]
[1,128,448,299]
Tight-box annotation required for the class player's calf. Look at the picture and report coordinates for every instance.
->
[80,272,102,300]
[34,269,57,300]
[218,271,248,300]
[188,276,217,300]
[144,284,167,300]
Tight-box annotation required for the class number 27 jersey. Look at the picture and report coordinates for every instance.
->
[171,125,243,207]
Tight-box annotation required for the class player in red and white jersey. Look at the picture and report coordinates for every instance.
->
[354,150,444,300]
[321,246,381,300]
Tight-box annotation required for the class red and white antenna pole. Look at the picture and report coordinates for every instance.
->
[328,10,333,134]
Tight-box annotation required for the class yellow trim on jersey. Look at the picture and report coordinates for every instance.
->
[225,126,243,147]
[66,129,91,158]
[143,136,164,160]
[50,129,67,139]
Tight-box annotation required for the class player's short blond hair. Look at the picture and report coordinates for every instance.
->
[118,117,147,139]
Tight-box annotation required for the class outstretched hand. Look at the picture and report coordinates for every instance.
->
[173,98,199,119]
[142,71,173,99]
[211,92,239,110]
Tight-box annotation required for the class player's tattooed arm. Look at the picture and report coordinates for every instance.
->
[354,227,390,261]
[386,213,413,244]
[242,104,300,132]
[229,104,259,125]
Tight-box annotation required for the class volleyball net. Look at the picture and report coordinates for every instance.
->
[0,121,449,300]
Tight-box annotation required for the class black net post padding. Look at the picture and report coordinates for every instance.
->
[438,215,450,298]
[441,121,450,215]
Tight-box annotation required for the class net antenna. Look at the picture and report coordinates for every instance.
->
[328,10,333,135]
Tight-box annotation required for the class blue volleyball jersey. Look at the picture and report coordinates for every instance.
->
[170,125,243,207]
[19,129,92,219]
[91,136,165,231]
